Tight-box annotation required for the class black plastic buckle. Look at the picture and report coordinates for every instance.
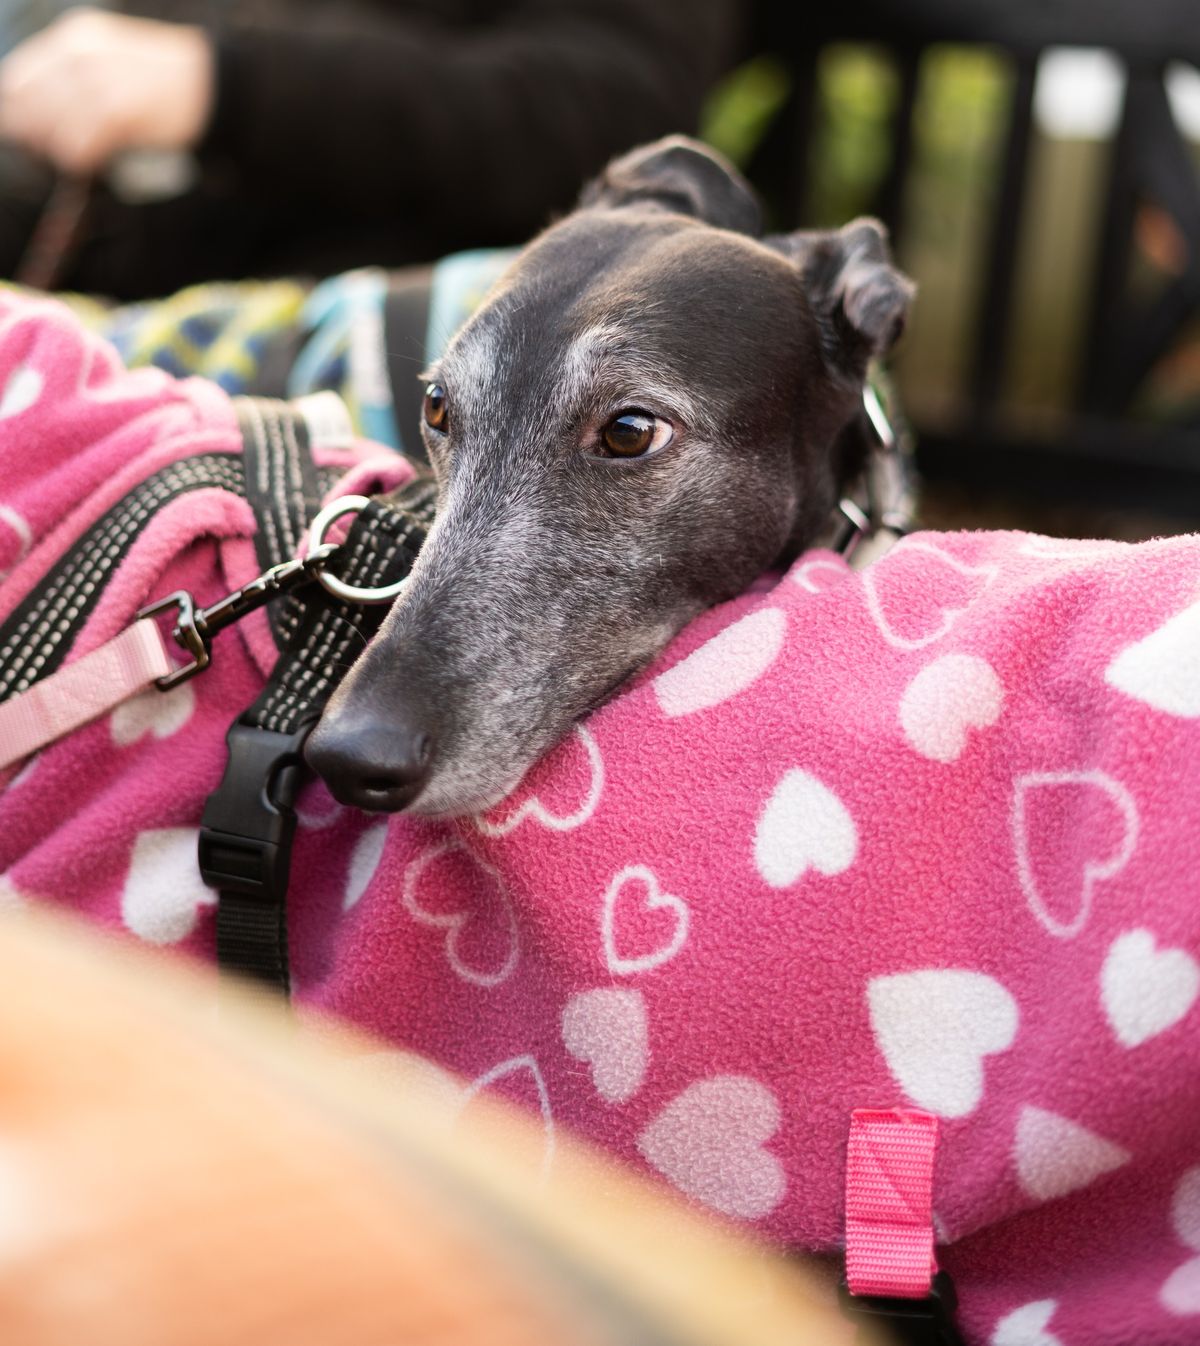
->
[838,1272,965,1346]
[198,721,311,902]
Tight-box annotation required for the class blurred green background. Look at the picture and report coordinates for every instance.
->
[701,47,1200,450]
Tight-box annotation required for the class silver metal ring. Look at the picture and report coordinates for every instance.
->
[305,495,410,605]
[862,383,896,450]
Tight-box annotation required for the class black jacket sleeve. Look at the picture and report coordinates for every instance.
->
[198,0,738,244]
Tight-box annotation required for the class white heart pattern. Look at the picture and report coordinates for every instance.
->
[1106,599,1200,717]
[561,987,648,1104]
[476,725,604,837]
[6,754,37,790]
[602,865,689,976]
[1011,769,1138,939]
[791,556,851,594]
[868,969,1018,1118]
[991,1299,1063,1346]
[0,503,32,580]
[653,607,785,718]
[1101,929,1199,1048]
[862,540,998,650]
[110,683,195,747]
[460,1055,555,1183]
[121,827,216,945]
[1013,1105,1130,1203]
[638,1075,786,1220]
[294,781,346,831]
[0,365,43,420]
[344,822,388,911]
[1019,537,1121,562]
[754,769,856,889]
[0,872,25,910]
[402,838,519,987]
[899,653,1003,763]
[1162,1168,1200,1315]
[1161,1258,1200,1316]
[1173,1166,1200,1250]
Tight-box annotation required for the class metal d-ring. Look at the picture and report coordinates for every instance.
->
[305,495,411,605]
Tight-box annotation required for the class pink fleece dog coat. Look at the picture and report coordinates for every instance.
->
[2,293,1200,1346]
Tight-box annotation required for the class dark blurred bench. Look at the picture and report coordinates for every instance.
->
[742,1,1200,517]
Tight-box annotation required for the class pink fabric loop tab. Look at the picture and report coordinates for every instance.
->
[0,618,174,770]
[845,1107,939,1299]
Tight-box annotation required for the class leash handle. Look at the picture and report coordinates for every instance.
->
[14,174,93,292]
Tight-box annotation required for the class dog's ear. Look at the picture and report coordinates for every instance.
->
[769,218,914,377]
[580,135,762,236]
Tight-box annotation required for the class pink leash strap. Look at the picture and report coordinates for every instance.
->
[845,1107,940,1298]
[0,619,172,771]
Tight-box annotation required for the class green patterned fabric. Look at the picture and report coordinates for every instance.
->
[4,248,519,451]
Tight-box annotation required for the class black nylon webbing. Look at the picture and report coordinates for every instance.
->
[236,396,324,647]
[248,486,436,736]
[0,396,327,700]
[0,452,243,701]
[208,479,437,992]
[0,382,433,995]
[383,268,434,465]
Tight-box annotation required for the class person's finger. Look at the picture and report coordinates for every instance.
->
[0,10,211,171]
[44,110,113,174]
[0,24,84,153]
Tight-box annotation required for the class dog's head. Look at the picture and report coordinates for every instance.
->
[306,137,913,816]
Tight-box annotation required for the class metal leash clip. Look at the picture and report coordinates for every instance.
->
[832,380,917,562]
[136,495,406,690]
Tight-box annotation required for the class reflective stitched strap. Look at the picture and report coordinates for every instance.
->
[235,396,328,649]
[0,619,172,770]
[0,454,243,702]
[845,1108,939,1299]
[207,479,438,994]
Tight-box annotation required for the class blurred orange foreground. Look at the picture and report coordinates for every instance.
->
[0,909,868,1346]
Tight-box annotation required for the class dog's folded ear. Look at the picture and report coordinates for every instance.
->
[580,136,762,236]
[769,218,915,378]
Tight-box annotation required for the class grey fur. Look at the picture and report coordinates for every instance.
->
[306,137,914,816]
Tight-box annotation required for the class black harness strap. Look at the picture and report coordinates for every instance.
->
[236,395,327,647]
[0,453,244,701]
[203,481,437,992]
[0,394,330,701]
[0,390,433,995]
[382,268,434,465]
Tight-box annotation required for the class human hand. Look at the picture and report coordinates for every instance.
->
[0,8,212,175]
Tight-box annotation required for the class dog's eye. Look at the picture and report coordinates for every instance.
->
[423,383,448,432]
[600,411,671,458]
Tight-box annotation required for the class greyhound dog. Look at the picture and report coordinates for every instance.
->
[5,139,1200,1346]
[306,136,914,817]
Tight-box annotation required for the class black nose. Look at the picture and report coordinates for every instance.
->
[305,711,436,813]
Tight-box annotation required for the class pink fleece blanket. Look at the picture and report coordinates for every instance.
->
[3,294,1200,1346]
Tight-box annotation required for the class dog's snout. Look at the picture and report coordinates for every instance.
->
[305,711,436,813]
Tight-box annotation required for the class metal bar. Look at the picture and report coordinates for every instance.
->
[1076,64,1142,416]
[1135,72,1200,238]
[783,45,821,226]
[874,46,921,245]
[968,55,1037,421]
[1107,269,1200,411]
